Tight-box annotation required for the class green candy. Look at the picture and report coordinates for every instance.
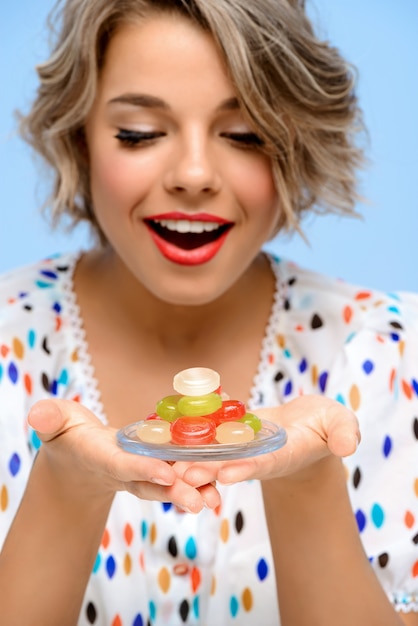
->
[239,412,262,433]
[155,394,182,422]
[177,392,222,417]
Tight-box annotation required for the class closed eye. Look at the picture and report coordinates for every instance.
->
[115,129,165,147]
[221,132,264,148]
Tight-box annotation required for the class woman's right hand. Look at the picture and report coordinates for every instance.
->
[27,398,220,513]
[1,398,221,626]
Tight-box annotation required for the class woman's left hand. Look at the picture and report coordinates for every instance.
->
[173,395,360,488]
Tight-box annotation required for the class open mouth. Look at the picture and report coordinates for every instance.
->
[144,218,233,250]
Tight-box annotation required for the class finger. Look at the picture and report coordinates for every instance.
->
[104,447,177,488]
[217,454,278,484]
[326,410,360,457]
[27,399,99,441]
[180,461,225,487]
[286,396,360,457]
[170,462,221,508]
[126,477,215,514]
[256,395,360,457]
[197,482,221,509]
[27,400,68,439]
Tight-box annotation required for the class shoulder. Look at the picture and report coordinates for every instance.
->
[0,253,77,300]
[271,255,418,339]
[0,251,88,412]
[262,255,418,402]
[0,253,78,326]
[0,253,80,395]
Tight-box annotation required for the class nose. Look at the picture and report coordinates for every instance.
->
[163,128,221,196]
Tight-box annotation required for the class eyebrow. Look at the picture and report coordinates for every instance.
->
[108,94,169,109]
[107,93,240,112]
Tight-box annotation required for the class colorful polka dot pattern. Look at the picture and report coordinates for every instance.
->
[0,252,417,624]
[251,257,418,614]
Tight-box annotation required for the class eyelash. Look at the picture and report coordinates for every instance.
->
[115,129,264,149]
[115,129,164,147]
[222,132,264,148]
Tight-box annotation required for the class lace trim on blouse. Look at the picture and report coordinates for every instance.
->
[392,592,418,613]
[61,252,107,425]
[248,254,286,410]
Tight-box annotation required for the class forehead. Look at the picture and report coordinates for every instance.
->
[98,14,235,103]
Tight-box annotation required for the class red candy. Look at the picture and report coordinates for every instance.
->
[171,416,217,445]
[146,412,162,420]
[207,399,246,425]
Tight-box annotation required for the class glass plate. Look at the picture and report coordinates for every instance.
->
[117,419,287,461]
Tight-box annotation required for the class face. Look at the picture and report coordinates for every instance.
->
[85,14,279,305]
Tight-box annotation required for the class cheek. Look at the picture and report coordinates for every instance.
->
[232,157,278,214]
[89,153,138,210]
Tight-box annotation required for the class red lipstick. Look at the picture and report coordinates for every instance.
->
[145,211,230,223]
[144,214,233,266]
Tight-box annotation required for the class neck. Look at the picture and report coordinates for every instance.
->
[76,248,274,351]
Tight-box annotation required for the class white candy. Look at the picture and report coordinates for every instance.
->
[173,367,220,396]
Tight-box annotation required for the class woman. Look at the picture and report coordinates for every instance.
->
[0,0,417,624]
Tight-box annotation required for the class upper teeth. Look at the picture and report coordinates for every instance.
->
[153,219,222,234]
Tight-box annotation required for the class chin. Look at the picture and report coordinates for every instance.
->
[146,278,228,308]
[157,290,223,308]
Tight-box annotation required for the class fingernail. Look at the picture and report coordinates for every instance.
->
[176,504,194,514]
[150,477,173,486]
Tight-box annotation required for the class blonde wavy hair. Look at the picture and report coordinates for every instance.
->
[20,0,366,240]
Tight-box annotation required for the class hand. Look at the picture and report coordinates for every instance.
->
[28,399,221,512]
[174,395,360,487]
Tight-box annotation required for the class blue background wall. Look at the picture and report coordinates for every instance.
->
[1,1,417,292]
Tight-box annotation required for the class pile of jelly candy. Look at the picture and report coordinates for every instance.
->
[136,367,262,446]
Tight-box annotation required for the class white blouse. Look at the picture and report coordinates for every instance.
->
[0,252,417,625]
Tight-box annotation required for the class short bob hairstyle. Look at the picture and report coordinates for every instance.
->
[20,0,366,241]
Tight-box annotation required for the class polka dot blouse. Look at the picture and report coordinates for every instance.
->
[1,252,417,625]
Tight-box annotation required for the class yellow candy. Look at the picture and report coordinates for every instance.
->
[240,412,262,433]
[155,395,182,421]
[177,392,222,417]
[136,420,171,444]
[215,421,255,444]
